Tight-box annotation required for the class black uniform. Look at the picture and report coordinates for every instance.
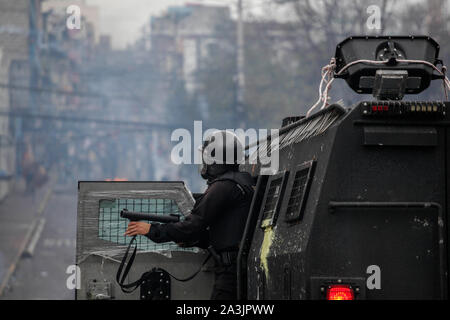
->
[145,171,254,300]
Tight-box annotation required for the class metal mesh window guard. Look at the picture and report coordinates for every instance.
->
[262,178,282,222]
[98,198,195,252]
[286,169,309,221]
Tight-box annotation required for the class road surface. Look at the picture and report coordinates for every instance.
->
[1,190,77,300]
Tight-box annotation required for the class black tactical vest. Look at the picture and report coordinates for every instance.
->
[207,171,255,251]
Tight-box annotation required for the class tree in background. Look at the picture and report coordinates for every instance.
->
[399,0,450,100]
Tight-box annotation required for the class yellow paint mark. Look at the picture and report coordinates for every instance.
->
[259,220,274,280]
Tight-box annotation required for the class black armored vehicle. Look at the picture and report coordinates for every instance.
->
[76,36,449,300]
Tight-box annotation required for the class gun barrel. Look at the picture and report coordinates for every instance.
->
[120,209,180,223]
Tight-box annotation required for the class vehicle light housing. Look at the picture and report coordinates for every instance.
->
[361,101,446,117]
[326,285,355,300]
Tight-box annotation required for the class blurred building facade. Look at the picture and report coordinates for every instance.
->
[0,0,42,200]
[150,3,232,95]
[0,0,101,198]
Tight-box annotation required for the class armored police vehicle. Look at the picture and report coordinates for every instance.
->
[76,36,449,300]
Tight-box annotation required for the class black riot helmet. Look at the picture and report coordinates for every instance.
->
[198,130,245,181]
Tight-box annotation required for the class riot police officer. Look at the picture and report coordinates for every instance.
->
[124,130,254,300]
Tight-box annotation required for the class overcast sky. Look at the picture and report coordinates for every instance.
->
[85,0,264,49]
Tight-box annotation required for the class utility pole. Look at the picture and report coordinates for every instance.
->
[236,0,246,128]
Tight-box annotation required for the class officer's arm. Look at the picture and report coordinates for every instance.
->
[145,214,206,243]
[145,182,233,243]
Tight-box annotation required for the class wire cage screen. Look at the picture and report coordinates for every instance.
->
[98,198,195,252]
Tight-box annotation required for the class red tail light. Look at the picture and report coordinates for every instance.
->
[326,285,355,300]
